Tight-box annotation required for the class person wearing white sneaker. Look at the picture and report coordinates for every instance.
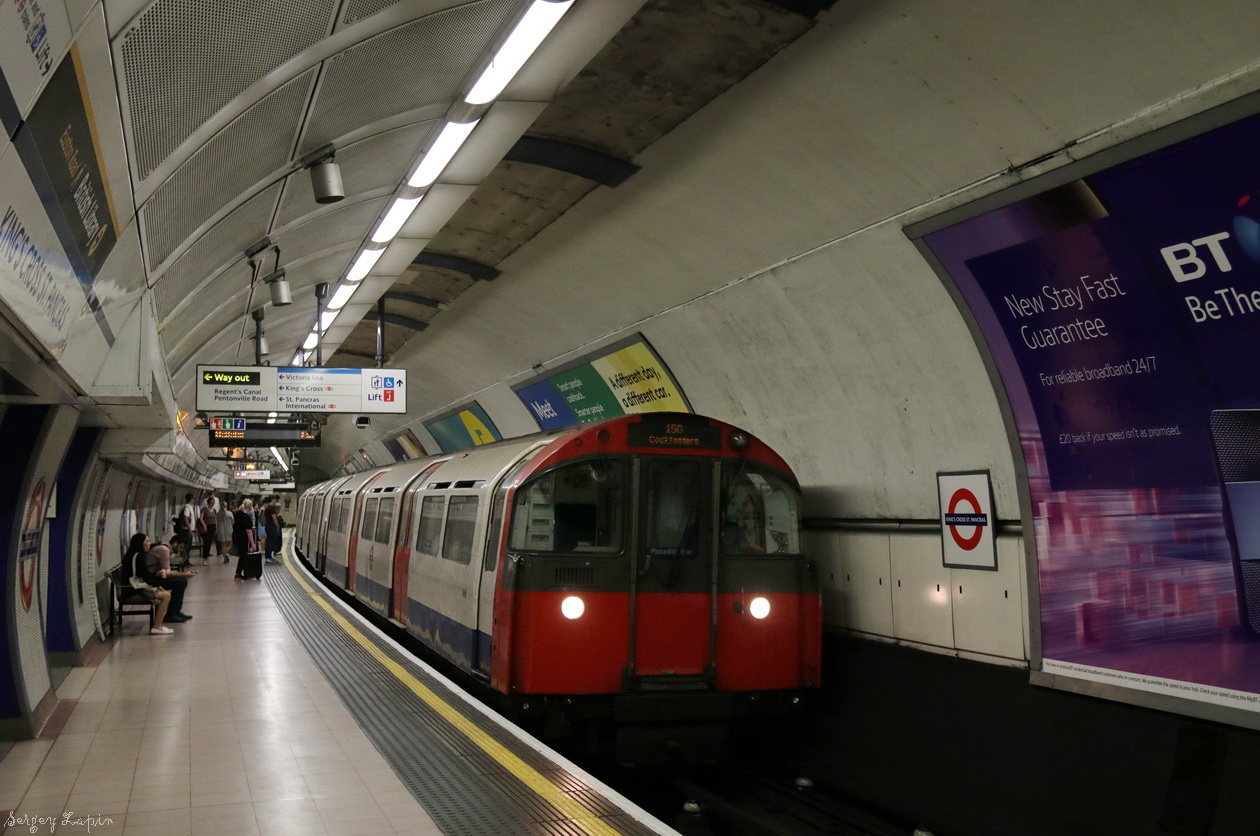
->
[123,532,174,635]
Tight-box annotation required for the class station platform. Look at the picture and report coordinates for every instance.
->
[0,536,672,836]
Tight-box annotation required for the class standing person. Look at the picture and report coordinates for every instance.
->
[264,496,283,564]
[122,533,174,635]
[145,538,197,621]
[253,496,266,560]
[199,495,219,564]
[233,499,258,579]
[216,496,234,564]
[177,493,196,542]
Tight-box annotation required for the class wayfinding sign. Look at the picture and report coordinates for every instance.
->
[196,366,407,413]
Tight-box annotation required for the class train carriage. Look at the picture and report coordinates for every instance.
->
[297,412,820,763]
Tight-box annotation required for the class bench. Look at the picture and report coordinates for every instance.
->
[106,565,156,636]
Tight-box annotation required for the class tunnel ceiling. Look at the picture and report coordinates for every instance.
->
[113,0,827,463]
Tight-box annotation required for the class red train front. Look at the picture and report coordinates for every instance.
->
[298,412,821,765]
[488,413,820,763]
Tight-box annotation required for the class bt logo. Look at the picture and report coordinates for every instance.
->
[1160,191,1260,282]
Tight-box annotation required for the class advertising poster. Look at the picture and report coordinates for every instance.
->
[514,336,690,430]
[922,108,1260,718]
[424,403,501,452]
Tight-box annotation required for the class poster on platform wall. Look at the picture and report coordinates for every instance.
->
[919,104,1260,721]
[514,335,691,431]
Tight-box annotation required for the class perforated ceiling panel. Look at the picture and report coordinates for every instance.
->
[274,122,437,229]
[301,0,517,151]
[154,183,284,325]
[341,0,405,27]
[272,197,391,267]
[118,0,338,181]
[142,70,316,271]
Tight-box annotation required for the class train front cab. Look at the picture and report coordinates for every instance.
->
[491,415,821,757]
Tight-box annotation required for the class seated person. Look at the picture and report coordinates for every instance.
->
[122,532,174,635]
[145,536,197,622]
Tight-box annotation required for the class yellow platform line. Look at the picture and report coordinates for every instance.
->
[279,551,622,836]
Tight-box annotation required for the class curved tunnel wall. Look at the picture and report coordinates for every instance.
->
[315,3,1260,671]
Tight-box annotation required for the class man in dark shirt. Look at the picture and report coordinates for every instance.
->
[145,538,197,621]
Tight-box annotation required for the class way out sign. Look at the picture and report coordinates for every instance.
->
[938,471,997,570]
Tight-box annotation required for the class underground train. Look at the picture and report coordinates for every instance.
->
[294,412,821,762]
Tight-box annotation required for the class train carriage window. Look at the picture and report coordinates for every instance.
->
[361,497,379,542]
[510,460,625,553]
[416,496,446,556]
[442,497,479,564]
[720,466,802,555]
[375,497,395,544]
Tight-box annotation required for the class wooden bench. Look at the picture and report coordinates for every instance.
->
[106,565,156,636]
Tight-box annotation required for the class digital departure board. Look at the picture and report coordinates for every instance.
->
[208,421,321,448]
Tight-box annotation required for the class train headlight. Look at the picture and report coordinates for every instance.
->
[749,596,771,619]
[561,596,585,620]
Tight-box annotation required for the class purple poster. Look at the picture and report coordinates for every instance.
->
[923,109,1260,717]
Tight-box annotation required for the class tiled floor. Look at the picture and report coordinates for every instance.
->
[0,545,443,835]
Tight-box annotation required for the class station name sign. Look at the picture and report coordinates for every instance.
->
[196,365,407,414]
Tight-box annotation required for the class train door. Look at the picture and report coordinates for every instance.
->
[346,472,386,589]
[630,458,714,685]
[392,462,446,623]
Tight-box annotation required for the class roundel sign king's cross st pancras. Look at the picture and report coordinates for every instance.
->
[938,472,997,569]
[19,478,47,611]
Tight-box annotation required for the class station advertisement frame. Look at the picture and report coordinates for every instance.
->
[909,91,1260,729]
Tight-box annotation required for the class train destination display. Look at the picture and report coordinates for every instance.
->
[196,366,406,413]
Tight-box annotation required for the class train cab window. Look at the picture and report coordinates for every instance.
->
[509,459,625,553]
[645,460,703,557]
[416,496,446,556]
[375,497,395,544]
[361,498,379,542]
[720,466,802,555]
[442,497,478,564]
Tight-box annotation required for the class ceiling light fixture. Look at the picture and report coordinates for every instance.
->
[346,247,385,282]
[302,143,345,204]
[371,196,423,244]
[320,309,340,332]
[262,245,291,306]
[327,283,358,310]
[464,0,574,105]
[407,120,480,187]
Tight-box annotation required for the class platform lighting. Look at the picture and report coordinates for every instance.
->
[291,351,305,365]
[371,196,423,244]
[266,412,278,425]
[749,597,771,619]
[320,310,340,331]
[464,0,574,105]
[271,447,288,471]
[407,120,480,187]
[326,282,358,311]
[346,247,385,282]
[302,332,319,350]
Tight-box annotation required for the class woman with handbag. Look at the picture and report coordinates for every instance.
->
[122,532,174,634]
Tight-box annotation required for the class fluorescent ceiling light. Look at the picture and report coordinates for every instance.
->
[346,248,385,282]
[320,310,340,331]
[407,120,479,187]
[271,447,288,470]
[302,332,319,350]
[327,283,358,311]
[267,412,278,425]
[371,196,422,244]
[465,0,573,105]
[291,351,305,365]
